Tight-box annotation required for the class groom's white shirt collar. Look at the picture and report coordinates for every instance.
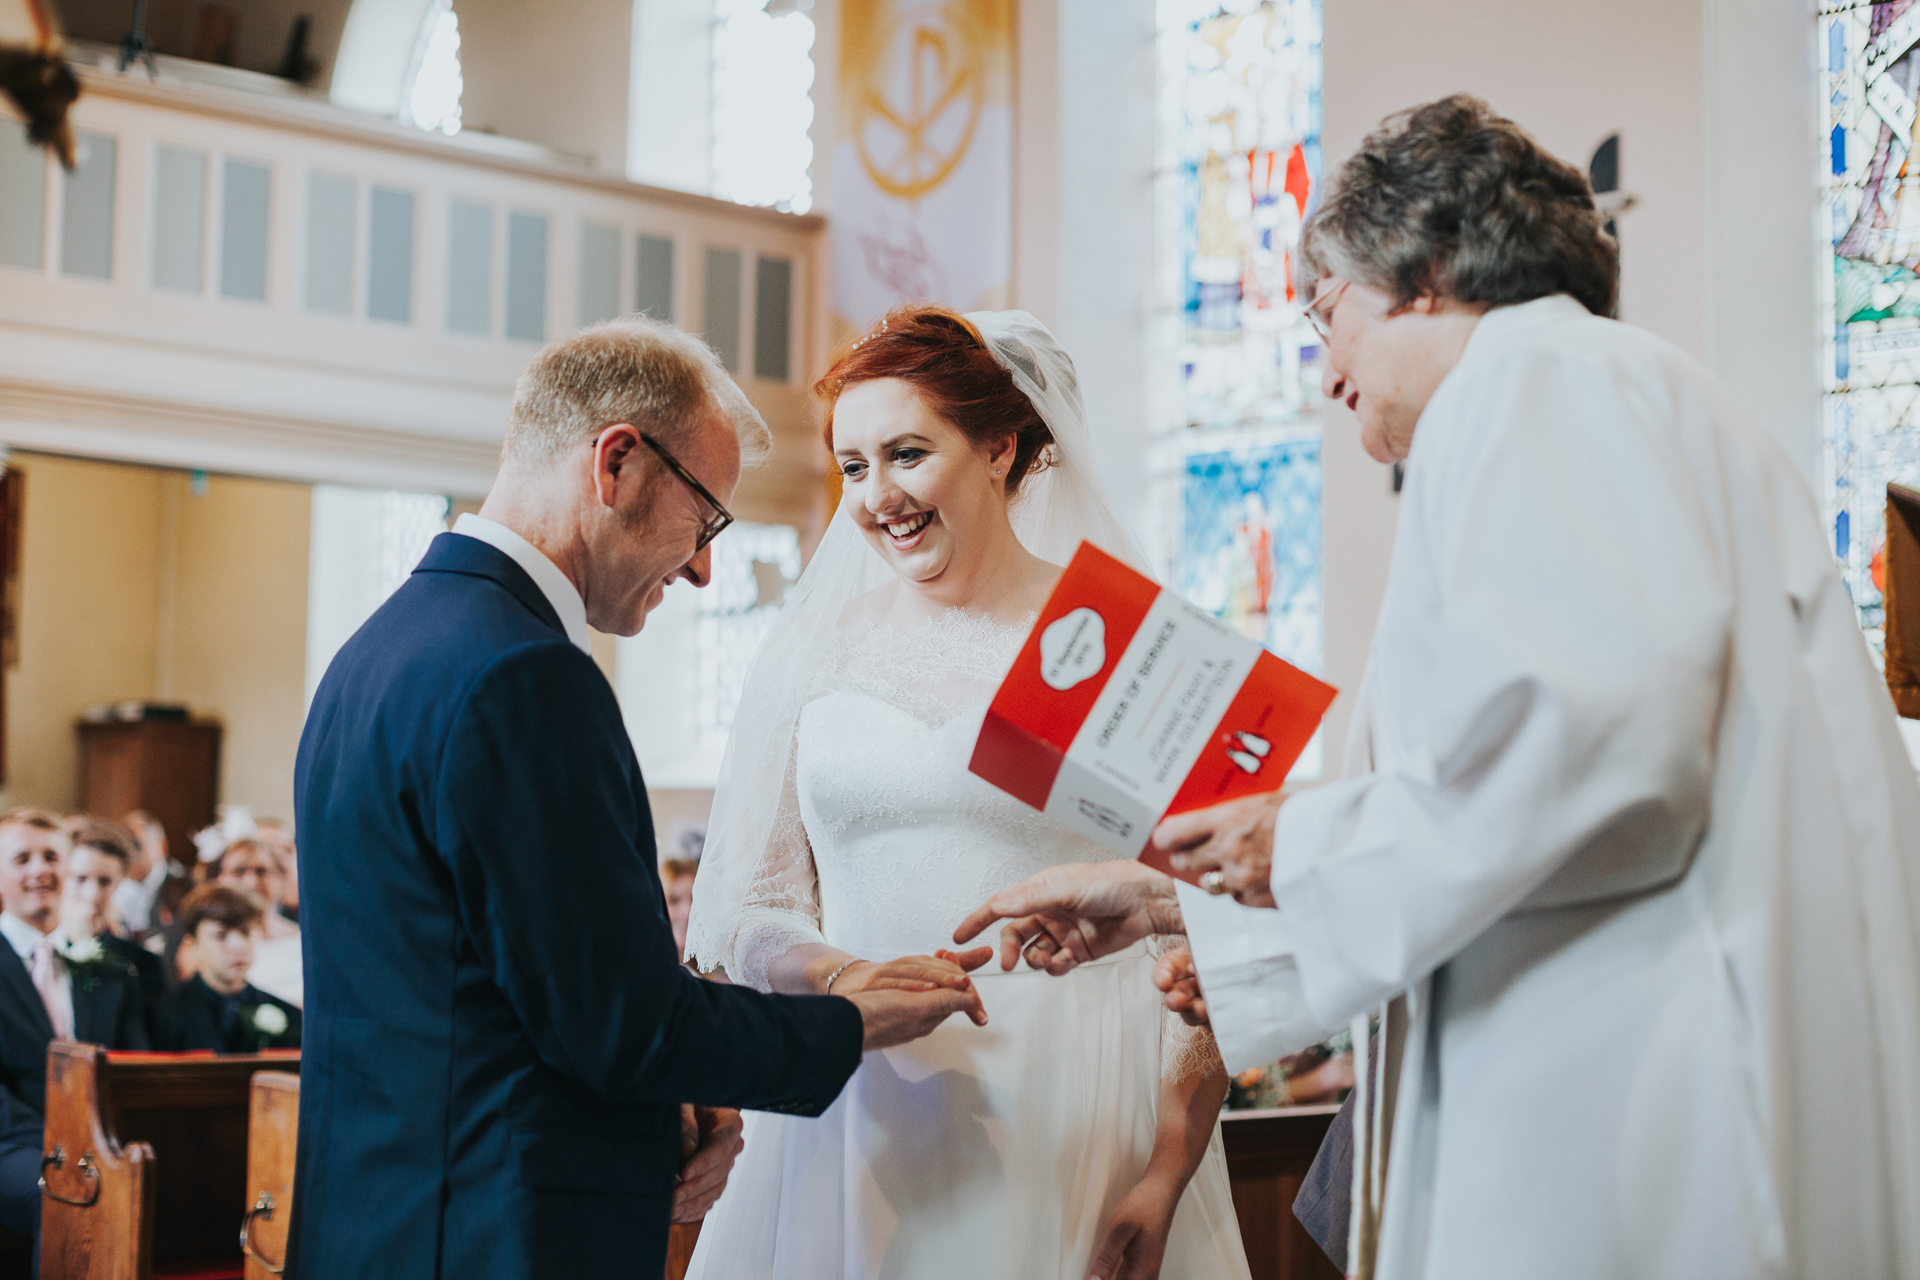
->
[451,513,594,655]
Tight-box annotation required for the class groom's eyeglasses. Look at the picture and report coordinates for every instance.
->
[599,431,733,551]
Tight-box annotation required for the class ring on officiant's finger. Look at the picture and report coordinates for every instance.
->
[1200,870,1229,896]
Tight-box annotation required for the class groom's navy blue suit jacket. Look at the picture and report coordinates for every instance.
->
[289,533,863,1279]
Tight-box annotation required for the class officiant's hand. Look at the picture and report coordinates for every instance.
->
[1152,791,1284,908]
[951,861,1182,975]
[1153,946,1209,1029]
[670,1105,744,1223]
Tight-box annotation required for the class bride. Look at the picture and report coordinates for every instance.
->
[683,308,1252,1280]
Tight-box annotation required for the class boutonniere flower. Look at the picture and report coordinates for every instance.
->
[58,936,128,994]
[59,937,104,966]
[251,1003,289,1038]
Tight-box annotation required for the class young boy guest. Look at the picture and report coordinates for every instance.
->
[63,819,166,1026]
[154,887,301,1054]
[0,809,149,1116]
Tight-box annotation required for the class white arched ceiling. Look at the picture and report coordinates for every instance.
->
[330,0,437,116]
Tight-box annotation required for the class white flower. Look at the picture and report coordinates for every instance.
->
[251,1004,289,1037]
[61,938,104,965]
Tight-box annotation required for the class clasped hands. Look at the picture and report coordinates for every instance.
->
[830,790,1281,1044]
[947,790,1286,1029]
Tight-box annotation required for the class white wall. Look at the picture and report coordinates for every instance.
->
[1016,0,1158,524]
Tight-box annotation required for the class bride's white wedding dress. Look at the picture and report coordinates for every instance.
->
[685,611,1252,1279]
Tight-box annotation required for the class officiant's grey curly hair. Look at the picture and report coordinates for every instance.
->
[503,315,772,466]
[1299,94,1618,318]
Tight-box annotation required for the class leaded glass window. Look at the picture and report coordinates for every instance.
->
[1154,0,1324,777]
[1821,1,1920,653]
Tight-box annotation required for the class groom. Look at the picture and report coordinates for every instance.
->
[291,319,983,1279]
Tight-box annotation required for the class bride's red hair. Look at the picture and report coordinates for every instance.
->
[814,306,1054,498]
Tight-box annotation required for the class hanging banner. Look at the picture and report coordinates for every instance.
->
[832,0,1013,330]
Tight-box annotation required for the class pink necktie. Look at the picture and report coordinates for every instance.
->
[30,939,72,1041]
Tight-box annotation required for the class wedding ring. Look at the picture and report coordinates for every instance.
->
[1200,870,1229,896]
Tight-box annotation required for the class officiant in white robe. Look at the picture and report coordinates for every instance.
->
[957,95,1920,1280]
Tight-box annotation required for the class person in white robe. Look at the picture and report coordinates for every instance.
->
[956,94,1920,1280]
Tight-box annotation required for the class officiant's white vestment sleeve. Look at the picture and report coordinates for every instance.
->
[1186,295,1920,1280]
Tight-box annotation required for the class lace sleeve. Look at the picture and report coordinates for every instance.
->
[1149,934,1225,1084]
[722,743,831,993]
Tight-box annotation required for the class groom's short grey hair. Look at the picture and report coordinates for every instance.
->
[503,315,772,467]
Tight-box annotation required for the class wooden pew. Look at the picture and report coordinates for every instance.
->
[240,1075,297,1280]
[664,1221,701,1279]
[39,1043,298,1279]
[1221,1105,1344,1280]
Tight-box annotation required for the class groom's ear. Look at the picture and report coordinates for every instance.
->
[590,423,643,509]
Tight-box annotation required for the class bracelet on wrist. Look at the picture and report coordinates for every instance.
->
[823,958,860,994]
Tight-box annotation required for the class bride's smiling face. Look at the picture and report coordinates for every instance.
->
[833,378,1013,585]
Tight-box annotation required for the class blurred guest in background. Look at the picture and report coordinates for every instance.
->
[112,810,187,936]
[661,857,698,961]
[255,817,299,924]
[62,819,165,1025]
[0,808,148,1117]
[0,1087,41,1265]
[205,836,302,1007]
[153,886,301,1053]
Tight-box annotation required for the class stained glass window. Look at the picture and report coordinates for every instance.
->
[1154,0,1325,777]
[1821,1,1920,652]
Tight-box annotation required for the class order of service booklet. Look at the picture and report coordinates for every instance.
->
[968,541,1338,884]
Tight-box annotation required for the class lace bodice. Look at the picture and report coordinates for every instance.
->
[800,696,1107,957]
[719,609,1219,1082]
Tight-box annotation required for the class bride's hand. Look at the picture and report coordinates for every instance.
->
[1086,1175,1180,1280]
[827,949,993,1024]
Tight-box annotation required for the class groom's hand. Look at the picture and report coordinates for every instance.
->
[951,862,1183,975]
[670,1105,744,1223]
[849,981,989,1050]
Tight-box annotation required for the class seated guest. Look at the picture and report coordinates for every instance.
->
[153,887,300,1054]
[110,810,186,937]
[0,1083,41,1265]
[661,857,698,961]
[0,809,149,1117]
[254,817,300,925]
[201,836,302,1008]
[62,819,166,1024]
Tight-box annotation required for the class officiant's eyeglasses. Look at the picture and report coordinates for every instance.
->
[636,432,734,551]
[1305,277,1350,343]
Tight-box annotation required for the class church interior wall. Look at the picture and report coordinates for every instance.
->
[454,0,636,173]
[0,452,168,815]
[0,453,310,821]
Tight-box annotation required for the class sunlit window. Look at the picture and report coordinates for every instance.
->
[713,0,816,214]
[402,0,464,137]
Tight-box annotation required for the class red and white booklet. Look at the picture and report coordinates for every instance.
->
[969,542,1337,884]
